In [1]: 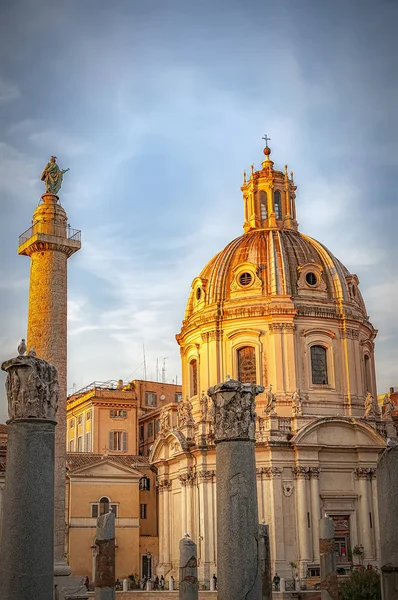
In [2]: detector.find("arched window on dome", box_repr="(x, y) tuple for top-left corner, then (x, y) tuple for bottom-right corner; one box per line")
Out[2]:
(274, 190), (282, 220)
(260, 191), (268, 221)
(237, 346), (257, 384)
(190, 359), (198, 397)
(310, 345), (328, 385)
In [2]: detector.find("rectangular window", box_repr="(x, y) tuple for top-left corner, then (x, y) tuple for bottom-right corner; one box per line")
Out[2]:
(237, 346), (257, 384)
(110, 504), (118, 517)
(140, 425), (144, 440)
(155, 419), (160, 434)
(77, 436), (83, 452)
(139, 476), (150, 491)
(140, 503), (147, 519)
(86, 410), (91, 421)
(91, 504), (99, 518)
(85, 432), (92, 452)
(147, 422), (153, 437)
(109, 431), (127, 452)
(77, 414), (83, 425)
(110, 409), (127, 418)
(175, 392), (182, 402)
(69, 439), (74, 452)
(145, 392), (157, 407)
(311, 345), (328, 385)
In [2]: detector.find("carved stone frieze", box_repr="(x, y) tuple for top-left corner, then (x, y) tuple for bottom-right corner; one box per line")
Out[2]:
(1, 355), (59, 421)
(355, 467), (376, 480)
(268, 322), (295, 333)
(208, 379), (264, 442)
(179, 470), (197, 486)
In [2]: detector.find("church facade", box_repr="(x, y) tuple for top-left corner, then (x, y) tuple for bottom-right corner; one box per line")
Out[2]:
(151, 144), (393, 584)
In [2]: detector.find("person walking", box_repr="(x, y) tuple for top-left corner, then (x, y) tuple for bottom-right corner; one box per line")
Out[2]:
(160, 575), (165, 589)
(212, 573), (217, 590)
(84, 576), (90, 591)
(273, 573), (281, 591)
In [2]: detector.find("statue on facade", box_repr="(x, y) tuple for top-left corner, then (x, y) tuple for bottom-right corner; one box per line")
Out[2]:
(178, 396), (194, 427)
(200, 391), (208, 421)
(382, 394), (394, 420)
(159, 406), (171, 433)
(264, 384), (277, 416)
(291, 389), (303, 417)
(41, 156), (70, 195)
(364, 392), (381, 419)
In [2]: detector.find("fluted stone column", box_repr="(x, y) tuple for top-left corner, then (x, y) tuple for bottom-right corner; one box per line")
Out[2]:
(179, 538), (198, 600)
(208, 379), (264, 600)
(293, 466), (311, 576)
(95, 512), (116, 600)
(0, 354), (58, 600)
(319, 518), (338, 600)
(355, 468), (374, 559)
(378, 446), (398, 600)
(310, 468), (321, 562)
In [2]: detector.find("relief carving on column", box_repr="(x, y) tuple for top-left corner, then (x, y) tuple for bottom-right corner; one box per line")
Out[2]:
(179, 470), (197, 487)
(292, 466), (311, 479)
(157, 479), (171, 492)
(208, 379), (264, 442)
(1, 355), (59, 421)
(355, 467), (376, 480)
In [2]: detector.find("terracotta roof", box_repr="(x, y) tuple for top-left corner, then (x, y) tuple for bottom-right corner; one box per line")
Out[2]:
(0, 424), (8, 434)
(66, 452), (150, 471)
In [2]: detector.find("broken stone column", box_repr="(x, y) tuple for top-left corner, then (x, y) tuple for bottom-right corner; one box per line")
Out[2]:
(0, 354), (58, 600)
(259, 523), (272, 600)
(319, 517), (338, 600)
(208, 379), (264, 600)
(378, 444), (398, 600)
(94, 512), (116, 600)
(179, 537), (198, 599)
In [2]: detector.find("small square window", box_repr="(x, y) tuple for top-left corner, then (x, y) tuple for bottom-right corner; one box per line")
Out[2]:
(145, 392), (157, 407)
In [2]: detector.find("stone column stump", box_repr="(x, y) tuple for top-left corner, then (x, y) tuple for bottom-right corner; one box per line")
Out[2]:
(179, 537), (198, 600)
(319, 517), (338, 600)
(378, 444), (398, 600)
(0, 354), (59, 600)
(208, 379), (264, 600)
(94, 512), (116, 600)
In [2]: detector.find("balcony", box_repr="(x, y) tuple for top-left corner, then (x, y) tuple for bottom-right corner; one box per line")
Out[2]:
(19, 221), (81, 246)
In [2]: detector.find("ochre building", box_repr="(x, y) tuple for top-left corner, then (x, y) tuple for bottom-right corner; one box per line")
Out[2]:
(151, 144), (393, 586)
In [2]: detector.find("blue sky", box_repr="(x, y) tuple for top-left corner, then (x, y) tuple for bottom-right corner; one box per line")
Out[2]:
(0, 0), (397, 422)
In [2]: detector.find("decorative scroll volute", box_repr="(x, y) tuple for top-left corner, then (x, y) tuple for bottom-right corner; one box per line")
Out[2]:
(1, 356), (59, 421)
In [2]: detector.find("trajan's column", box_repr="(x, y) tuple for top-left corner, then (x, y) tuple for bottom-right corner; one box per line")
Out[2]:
(18, 156), (81, 577)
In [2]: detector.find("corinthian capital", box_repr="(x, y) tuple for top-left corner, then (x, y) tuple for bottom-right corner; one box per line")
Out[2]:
(1, 355), (59, 421)
(208, 379), (264, 442)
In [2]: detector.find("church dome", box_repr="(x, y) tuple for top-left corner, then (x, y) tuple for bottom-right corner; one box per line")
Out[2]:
(183, 145), (367, 322)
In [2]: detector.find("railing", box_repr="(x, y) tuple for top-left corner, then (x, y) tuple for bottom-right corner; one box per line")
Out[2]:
(278, 417), (292, 431)
(19, 221), (81, 246)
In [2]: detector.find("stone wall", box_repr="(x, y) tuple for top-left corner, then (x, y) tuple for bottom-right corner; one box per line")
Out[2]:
(88, 593), (217, 599)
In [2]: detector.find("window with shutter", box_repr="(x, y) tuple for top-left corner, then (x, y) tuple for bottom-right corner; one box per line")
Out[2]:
(91, 504), (99, 518)
(109, 431), (114, 451)
(122, 431), (127, 451)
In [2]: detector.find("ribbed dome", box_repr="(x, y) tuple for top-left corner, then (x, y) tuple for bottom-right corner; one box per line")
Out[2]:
(184, 229), (367, 319)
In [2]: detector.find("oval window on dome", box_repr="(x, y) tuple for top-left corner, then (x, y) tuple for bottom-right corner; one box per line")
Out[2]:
(239, 272), (253, 286)
(305, 272), (317, 286)
(196, 287), (202, 300)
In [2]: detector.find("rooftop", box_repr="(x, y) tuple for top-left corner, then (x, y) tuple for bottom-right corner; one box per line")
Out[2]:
(66, 452), (150, 471)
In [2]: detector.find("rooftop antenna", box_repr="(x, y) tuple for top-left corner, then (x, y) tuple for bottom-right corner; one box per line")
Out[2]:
(162, 357), (168, 384)
(143, 344), (147, 381)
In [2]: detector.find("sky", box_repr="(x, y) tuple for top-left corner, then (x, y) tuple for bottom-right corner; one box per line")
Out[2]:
(0, 0), (397, 422)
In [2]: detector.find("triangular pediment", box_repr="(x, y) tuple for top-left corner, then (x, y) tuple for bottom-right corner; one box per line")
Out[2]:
(69, 458), (144, 479)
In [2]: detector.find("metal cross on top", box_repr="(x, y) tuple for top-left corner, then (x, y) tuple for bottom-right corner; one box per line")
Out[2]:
(262, 134), (271, 147)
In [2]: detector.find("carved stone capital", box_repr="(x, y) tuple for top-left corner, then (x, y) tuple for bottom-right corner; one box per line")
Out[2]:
(198, 469), (216, 481)
(310, 467), (321, 479)
(179, 470), (196, 486)
(292, 466), (311, 479)
(257, 466), (283, 479)
(208, 379), (264, 442)
(1, 355), (59, 421)
(355, 467), (376, 480)
(157, 479), (171, 492)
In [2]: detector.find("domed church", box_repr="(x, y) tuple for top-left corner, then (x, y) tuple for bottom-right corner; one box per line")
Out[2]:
(151, 143), (391, 585)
